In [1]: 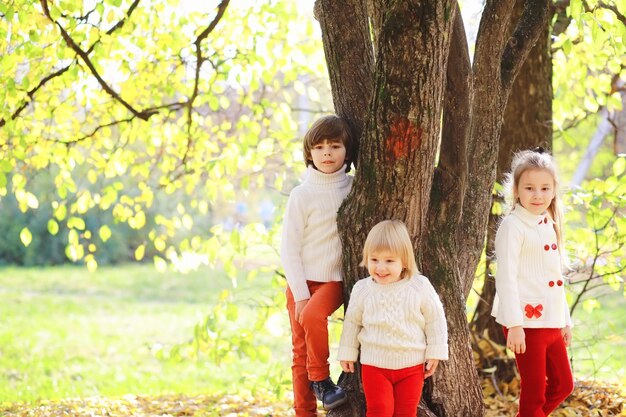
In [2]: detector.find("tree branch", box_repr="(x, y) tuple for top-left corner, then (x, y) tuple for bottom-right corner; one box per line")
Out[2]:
(1, 0), (145, 129)
(315, 0), (374, 160)
(0, 65), (71, 128)
(501, 1), (551, 89)
(598, 1), (626, 26)
(185, 0), (230, 167)
(473, 0), (516, 76)
(40, 0), (156, 121)
(104, 0), (142, 35)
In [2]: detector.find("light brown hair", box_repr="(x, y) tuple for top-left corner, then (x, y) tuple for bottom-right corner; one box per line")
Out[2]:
(503, 147), (565, 254)
(361, 220), (420, 279)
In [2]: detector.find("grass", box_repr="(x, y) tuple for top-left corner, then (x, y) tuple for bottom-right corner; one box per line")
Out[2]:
(0, 264), (292, 403)
(0, 263), (623, 406)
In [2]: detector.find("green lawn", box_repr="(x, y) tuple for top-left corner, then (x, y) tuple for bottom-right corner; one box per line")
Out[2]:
(0, 264), (623, 405)
(0, 264), (292, 403)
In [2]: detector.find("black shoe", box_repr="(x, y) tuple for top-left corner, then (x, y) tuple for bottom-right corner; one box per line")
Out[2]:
(310, 377), (347, 410)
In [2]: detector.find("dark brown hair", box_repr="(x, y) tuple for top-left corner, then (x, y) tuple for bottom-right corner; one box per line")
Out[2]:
(302, 115), (354, 172)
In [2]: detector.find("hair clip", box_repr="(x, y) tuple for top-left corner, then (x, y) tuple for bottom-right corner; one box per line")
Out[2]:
(533, 146), (545, 154)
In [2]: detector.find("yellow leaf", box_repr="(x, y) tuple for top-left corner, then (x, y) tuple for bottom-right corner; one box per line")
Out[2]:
(20, 227), (32, 247)
(135, 245), (145, 261)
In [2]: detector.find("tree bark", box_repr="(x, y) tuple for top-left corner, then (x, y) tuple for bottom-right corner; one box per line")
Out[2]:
(472, 0), (553, 348)
(315, 1), (551, 416)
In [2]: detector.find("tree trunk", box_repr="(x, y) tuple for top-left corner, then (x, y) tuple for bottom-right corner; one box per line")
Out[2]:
(316, 1), (551, 415)
(472, 0), (553, 348)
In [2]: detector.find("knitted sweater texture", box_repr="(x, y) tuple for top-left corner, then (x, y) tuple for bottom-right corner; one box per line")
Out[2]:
(491, 204), (572, 329)
(337, 275), (449, 370)
(280, 166), (352, 302)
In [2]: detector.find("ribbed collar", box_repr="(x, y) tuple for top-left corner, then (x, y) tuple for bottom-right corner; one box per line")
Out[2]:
(512, 203), (551, 226)
(368, 275), (413, 291)
(304, 164), (349, 186)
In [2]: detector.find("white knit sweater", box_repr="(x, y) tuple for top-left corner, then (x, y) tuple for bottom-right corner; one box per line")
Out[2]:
(337, 275), (449, 370)
(491, 204), (572, 329)
(280, 166), (353, 302)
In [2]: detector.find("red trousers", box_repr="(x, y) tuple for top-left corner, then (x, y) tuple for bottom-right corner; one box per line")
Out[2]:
(361, 364), (425, 417)
(286, 281), (343, 417)
(504, 327), (574, 417)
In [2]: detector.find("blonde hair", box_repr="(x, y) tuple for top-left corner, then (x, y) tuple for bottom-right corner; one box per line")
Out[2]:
(361, 220), (420, 279)
(303, 115), (354, 172)
(503, 147), (565, 253)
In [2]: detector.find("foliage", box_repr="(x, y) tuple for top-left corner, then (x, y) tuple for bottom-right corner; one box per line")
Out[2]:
(0, 393), (299, 417)
(0, 0), (327, 271)
(552, 0), (626, 178)
(565, 158), (626, 316)
(0, 380), (623, 417)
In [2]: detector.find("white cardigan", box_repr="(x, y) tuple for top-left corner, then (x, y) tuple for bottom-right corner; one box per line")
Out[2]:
(338, 275), (449, 370)
(280, 166), (352, 302)
(491, 204), (572, 329)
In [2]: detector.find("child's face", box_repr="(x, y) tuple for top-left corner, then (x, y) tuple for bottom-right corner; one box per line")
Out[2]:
(367, 250), (404, 285)
(309, 139), (346, 174)
(515, 168), (555, 215)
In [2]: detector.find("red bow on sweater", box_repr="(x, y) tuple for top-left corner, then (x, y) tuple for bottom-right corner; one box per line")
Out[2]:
(524, 304), (543, 319)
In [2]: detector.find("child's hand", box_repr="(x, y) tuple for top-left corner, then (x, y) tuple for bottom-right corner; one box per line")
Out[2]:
(507, 326), (526, 354)
(340, 361), (355, 373)
(295, 299), (309, 323)
(561, 326), (572, 347)
(424, 359), (439, 378)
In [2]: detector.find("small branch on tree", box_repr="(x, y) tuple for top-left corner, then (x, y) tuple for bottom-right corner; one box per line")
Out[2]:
(2, 0), (146, 129)
(40, 0), (157, 121)
(105, 0), (142, 35)
(183, 0), (230, 170)
(0, 64), (71, 128)
(598, 1), (626, 26)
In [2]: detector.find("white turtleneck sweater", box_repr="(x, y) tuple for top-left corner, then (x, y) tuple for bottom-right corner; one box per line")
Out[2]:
(491, 204), (572, 329)
(337, 275), (449, 370)
(280, 165), (353, 302)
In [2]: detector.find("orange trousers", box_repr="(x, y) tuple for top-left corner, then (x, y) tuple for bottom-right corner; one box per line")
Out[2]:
(286, 281), (343, 417)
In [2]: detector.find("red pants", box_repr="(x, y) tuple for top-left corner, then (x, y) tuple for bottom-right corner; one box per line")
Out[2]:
(504, 327), (574, 417)
(361, 363), (425, 417)
(286, 281), (343, 417)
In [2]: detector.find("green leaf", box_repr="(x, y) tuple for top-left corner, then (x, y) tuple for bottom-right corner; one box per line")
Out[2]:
(613, 158), (625, 177)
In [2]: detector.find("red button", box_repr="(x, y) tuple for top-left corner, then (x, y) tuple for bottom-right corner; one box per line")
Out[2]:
(544, 218), (548, 224)
(538, 220), (543, 225)
(549, 281), (555, 287)
(544, 245), (550, 251)
(552, 244), (557, 250)
(557, 280), (563, 286)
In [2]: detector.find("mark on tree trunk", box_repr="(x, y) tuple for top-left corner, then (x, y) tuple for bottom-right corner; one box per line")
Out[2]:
(386, 116), (422, 161)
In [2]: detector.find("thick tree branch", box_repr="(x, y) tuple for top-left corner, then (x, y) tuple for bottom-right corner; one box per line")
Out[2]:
(501, 1), (551, 89)
(439, 1), (470, 195)
(473, 0), (516, 77)
(426, 0), (471, 287)
(315, 0), (374, 157)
